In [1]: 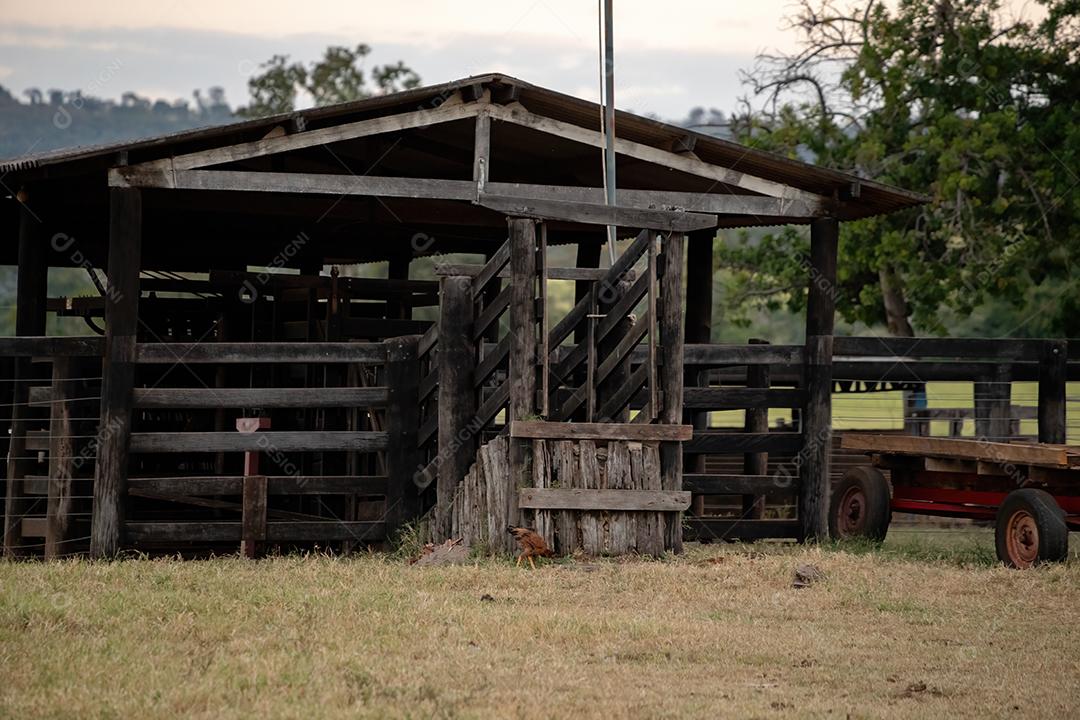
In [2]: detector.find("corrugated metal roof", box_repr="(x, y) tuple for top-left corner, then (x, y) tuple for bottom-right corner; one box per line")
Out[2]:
(0, 73), (926, 220)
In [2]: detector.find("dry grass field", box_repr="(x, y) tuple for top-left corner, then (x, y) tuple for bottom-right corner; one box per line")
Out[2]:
(2, 531), (1079, 719)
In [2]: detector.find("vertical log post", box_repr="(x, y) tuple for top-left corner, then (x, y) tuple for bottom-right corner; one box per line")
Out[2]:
(436, 275), (476, 540)
(508, 218), (538, 531)
(743, 339), (770, 519)
(383, 335), (422, 540)
(1038, 339), (1067, 444)
(799, 217), (838, 543)
(658, 232), (687, 553)
(238, 416), (270, 558)
(683, 229), (713, 517)
(45, 357), (76, 559)
(4, 196), (47, 556)
(90, 187), (142, 558)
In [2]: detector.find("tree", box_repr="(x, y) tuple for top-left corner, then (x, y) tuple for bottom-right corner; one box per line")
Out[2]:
(238, 45), (421, 117)
(721, 0), (1080, 337)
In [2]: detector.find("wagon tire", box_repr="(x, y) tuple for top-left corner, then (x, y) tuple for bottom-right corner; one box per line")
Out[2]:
(828, 466), (891, 542)
(995, 489), (1068, 569)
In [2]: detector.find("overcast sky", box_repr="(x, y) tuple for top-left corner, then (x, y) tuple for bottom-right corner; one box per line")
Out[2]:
(0, 1), (1044, 119)
(0, 0), (817, 119)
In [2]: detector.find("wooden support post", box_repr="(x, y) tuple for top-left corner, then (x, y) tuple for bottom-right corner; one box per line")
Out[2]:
(743, 339), (770, 519)
(383, 335), (421, 540)
(436, 275), (477, 540)
(1038, 339), (1067, 444)
(4, 198), (47, 556)
(658, 232), (686, 553)
(798, 217), (838, 543)
(45, 357), (76, 559)
(683, 229), (713, 517)
(508, 218), (538, 529)
(473, 110), (491, 199)
(241, 475), (268, 558)
(90, 187), (142, 558)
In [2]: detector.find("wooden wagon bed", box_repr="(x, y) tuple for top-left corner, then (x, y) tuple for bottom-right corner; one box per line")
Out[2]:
(839, 433), (1080, 528)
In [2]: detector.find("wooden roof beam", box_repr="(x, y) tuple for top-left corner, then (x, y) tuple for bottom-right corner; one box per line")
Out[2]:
(476, 194), (716, 232)
(485, 103), (827, 207)
(111, 168), (822, 220)
(115, 94), (481, 176)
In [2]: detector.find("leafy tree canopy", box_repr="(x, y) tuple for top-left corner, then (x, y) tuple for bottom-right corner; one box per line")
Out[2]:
(238, 44), (421, 117)
(722, 0), (1080, 337)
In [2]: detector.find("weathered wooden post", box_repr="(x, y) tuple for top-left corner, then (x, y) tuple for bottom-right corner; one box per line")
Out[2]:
(90, 187), (142, 558)
(743, 339), (771, 519)
(4, 194), (47, 556)
(383, 335), (422, 540)
(507, 218), (538, 536)
(684, 229), (713, 518)
(799, 217), (838, 543)
(1038, 339), (1067, 444)
(659, 231), (687, 552)
(436, 275), (476, 540)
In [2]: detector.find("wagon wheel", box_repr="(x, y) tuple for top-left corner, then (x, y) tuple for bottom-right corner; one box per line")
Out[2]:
(828, 466), (891, 541)
(995, 489), (1068, 569)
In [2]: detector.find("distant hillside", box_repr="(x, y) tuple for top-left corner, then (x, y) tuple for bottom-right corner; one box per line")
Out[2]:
(0, 85), (234, 162)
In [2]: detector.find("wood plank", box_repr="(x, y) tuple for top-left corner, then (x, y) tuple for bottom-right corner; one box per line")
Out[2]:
(0, 336), (104, 358)
(485, 103), (826, 206)
(127, 475), (388, 495)
(468, 240), (510, 300)
(473, 284), (511, 340)
(136, 342), (386, 364)
(484, 182), (823, 219)
(510, 420), (692, 442)
(683, 343), (805, 366)
(477, 194), (717, 232)
(841, 433), (1073, 468)
(434, 264), (632, 282)
(682, 387), (806, 409)
(518, 488), (692, 512)
(682, 474), (795, 495)
(130, 431), (387, 453)
(113, 100), (479, 175)
(684, 432), (804, 454)
(683, 519), (801, 541)
(833, 336), (1044, 361)
(134, 386), (388, 408)
(474, 334), (510, 387)
(115, 167), (477, 198)
(125, 521), (386, 543)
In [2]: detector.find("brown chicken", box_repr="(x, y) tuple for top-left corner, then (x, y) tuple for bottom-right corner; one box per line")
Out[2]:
(507, 526), (554, 569)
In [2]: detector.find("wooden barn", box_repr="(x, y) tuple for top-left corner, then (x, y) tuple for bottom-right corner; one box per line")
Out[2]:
(7, 72), (1067, 560)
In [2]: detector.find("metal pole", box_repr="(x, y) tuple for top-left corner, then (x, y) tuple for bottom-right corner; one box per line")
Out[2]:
(603, 0), (617, 263)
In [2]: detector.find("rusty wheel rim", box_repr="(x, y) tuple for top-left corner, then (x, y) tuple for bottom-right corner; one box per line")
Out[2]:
(836, 486), (866, 537)
(1005, 510), (1040, 568)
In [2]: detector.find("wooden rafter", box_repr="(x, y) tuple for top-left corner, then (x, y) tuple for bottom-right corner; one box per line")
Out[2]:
(113, 97), (481, 176)
(485, 102), (826, 206)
